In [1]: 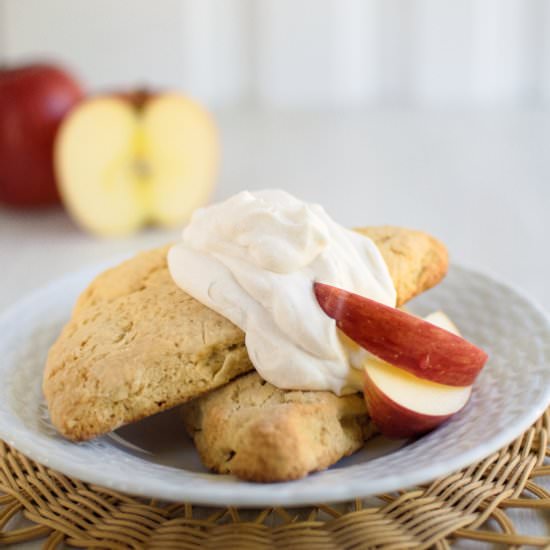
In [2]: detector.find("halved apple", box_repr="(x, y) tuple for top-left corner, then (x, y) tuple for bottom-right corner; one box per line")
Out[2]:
(314, 282), (488, 386)
(55, 92), (218, 237)
(363, 359), (471, 438)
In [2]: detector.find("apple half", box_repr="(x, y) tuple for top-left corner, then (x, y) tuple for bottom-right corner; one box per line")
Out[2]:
(55, 93), (218, 236)
(314, 282), (488, 387)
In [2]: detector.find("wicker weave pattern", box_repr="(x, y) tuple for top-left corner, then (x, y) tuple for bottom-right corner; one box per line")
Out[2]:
(1, 409), (549, 549)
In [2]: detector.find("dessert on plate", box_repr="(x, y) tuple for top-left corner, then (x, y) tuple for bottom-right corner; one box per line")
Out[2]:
(43, 190), (487, 482)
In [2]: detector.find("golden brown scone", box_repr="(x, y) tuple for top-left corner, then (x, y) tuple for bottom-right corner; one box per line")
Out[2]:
(357, 226), (448, 307)
(73, 244), (172, 315)
(44, 226), (447, 442)
(44, 249), (253, 441)
(182, 372), (377, 482)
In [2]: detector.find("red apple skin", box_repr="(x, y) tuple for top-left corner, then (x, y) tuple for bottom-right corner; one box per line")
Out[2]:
(0, 63), (84, 207)
(363, 368), (460, 438)
(314, 282), (488, 387)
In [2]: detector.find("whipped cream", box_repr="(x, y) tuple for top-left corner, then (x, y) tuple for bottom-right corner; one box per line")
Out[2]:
(168, 190), (396, 394)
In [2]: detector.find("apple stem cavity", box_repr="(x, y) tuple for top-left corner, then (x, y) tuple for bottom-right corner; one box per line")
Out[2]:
(314, 282), (488, 387)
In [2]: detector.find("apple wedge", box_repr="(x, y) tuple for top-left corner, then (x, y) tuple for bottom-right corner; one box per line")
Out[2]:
(55, 93), (218, 236)
(364, 311), (470, 438)
(314, 282), (488, 386)
(363, 358), (471, 438)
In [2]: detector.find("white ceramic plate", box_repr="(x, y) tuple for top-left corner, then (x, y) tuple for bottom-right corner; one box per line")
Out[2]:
(0, 262), (549, 507)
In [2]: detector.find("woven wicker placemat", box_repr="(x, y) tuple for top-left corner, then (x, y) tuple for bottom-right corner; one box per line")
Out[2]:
(1, 409), (549, 549)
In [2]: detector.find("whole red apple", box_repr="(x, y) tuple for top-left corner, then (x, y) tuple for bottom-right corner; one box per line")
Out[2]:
(0, 63), (84, 207)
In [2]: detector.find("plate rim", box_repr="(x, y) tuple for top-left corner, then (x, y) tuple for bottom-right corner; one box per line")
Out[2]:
(0, 262), (549, 507)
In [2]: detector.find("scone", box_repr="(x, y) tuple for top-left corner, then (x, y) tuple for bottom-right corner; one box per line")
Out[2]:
(43, 226), (447, 441)
(355, 226), (447, 307)
(182, 372), (377, 482)
(43, 248), (253, 441)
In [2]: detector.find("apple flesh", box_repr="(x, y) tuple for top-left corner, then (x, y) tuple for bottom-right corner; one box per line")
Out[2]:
(363, 358), (471, 438)
(424, 310), (460, 335)
(314, 282), (488, 386)
(55, 93), (218, 237)
(0, 63), (84, 207)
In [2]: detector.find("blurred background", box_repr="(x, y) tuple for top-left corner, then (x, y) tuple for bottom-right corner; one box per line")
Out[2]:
(1, 0), (549, 312)
(3, 0), (550, 107)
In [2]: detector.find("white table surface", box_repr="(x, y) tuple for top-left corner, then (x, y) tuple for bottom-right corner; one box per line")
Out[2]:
(1, 108), (549, 547)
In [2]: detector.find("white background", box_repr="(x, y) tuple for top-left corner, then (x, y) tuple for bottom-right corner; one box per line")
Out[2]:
(2, 0), (550, 108)
(0, 1), (549, 546)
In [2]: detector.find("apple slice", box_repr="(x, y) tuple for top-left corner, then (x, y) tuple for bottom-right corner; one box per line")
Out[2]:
(363, 358), (471, 438)
(314, 282), (488, 386)
(55, 93), (218, 237)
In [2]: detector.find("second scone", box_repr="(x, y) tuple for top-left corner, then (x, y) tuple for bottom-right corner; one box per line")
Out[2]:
(182, 371), (377, 482)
